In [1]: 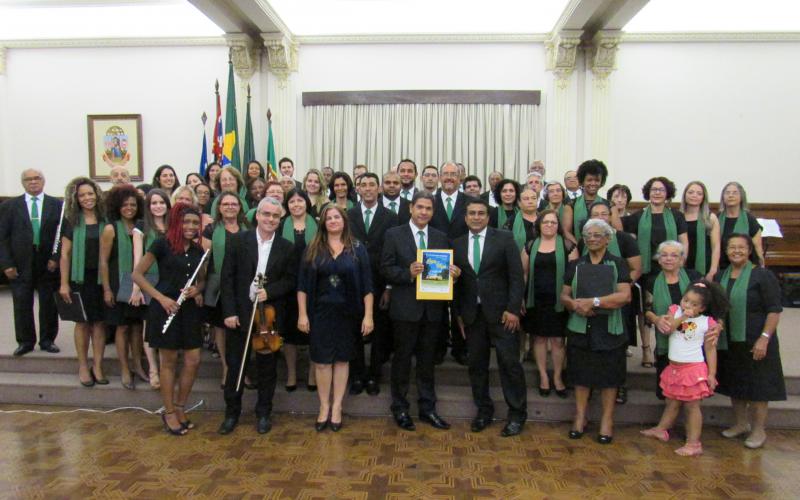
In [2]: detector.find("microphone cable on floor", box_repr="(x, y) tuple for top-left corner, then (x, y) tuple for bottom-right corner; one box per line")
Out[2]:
(0, 399), (205, 416)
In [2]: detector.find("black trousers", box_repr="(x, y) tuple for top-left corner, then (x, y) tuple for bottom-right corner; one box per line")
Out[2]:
(435, 304), (466, 357)
(391, 318), (439, 415)
(223, 327), (277, 418)
(465, 306), (527, 423)
(10, 255), (58, 347)
(351, 305), (392, 383)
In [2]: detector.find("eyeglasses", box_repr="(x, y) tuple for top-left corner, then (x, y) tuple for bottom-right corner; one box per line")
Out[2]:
(23, 176), (42, 182)
(584, 233), (606, 240)
(258, 212), (281, 219)
(541, 220), (559, 226)
(221, 203), (240, 208)
(650, 187), (666, 193)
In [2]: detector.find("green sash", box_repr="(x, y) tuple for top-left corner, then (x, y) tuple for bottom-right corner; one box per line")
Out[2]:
(581, 234), (621, 258)
(652, 269), (690, 355)
(70, 214), (102, 285)
(719, 210), (750, 236)
(566, 256), (624, 335)
(572, 195), (605, 235)
(144, 229), (159, 275)
(693, 217), (708, 275)
(526, 235), (565, 311)
(498, 208), (526, 250)
(637, 206), (677, 274)
(281, 215), (317, 245)
(115, 220), (134, 284)
(719, 263), (753, 349)
(211, 223), (244, 275)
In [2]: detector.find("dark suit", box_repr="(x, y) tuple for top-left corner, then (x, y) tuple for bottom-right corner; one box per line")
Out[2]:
(0, 194), (62, 348)
(348, 203), (399, 383)
(220, 229), (297, 419)
(382, 196), (410, 226)
(381, 223), (448, 415)
(453, 227), (527, 422)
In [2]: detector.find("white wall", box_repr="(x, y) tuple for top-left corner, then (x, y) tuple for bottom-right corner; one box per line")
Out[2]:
(0, 44), (236, 196)
(607, 41), (800, 203)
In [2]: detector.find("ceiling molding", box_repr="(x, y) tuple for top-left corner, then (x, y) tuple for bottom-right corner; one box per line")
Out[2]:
(0, 36), (227, 49)
(622, 31), (800, 43)
(252, 0), (293, 42)
(295, 33), (547, 45)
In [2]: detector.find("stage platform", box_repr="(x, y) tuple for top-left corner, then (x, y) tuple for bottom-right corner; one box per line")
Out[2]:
(0, 289), (798, 428)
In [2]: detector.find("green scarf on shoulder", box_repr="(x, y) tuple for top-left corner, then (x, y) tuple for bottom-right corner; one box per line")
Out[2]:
(582, 234), (621, 258)
(637, 206), (677, 274)
(281, 214), (318, 245)
(211, 223), (244, 275)
(693, 217), (708, 275)
(115, 220), (133, 284)
(719, 263), (753, 350)
(70, 213), (102, 285)
(566, 255), (624, 335)
(573, 195), (605, 235)
(719, 209), (750, 236)
(144, 229), (159, 276)
(498, 208), (526, 250)
(526, 235), (565, 311)
(652, 268), (690, 355)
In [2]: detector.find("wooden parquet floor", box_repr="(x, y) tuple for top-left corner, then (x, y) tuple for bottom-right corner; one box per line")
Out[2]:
(0, 406), (799, 499)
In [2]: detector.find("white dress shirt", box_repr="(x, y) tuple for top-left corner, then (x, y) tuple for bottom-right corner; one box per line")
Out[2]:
(382, 195), (402, 212)
(249, 229), (275, 300)
(409, 220), (428, 250)
(25, 192), (44, 221)
(439, 190), (459, 209)
(400, 186), (417, 201)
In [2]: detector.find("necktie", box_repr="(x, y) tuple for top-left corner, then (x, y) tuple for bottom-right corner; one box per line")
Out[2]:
(402, 189), (410, 200)
(389, 201), (397, 214)
(364, 208), (372, 233)
(31, 196), (41, 246)
(472, 234), (481, 274)
(446, 197), (454, 221)
(417, 230), (426, 250)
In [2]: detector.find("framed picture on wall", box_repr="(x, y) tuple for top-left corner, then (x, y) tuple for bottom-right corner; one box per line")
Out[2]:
(87, 114), (143, 181)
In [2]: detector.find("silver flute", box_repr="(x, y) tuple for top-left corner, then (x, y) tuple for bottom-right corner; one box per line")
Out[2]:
(162, 249), (210, 334)
(51, 202), (65, 255)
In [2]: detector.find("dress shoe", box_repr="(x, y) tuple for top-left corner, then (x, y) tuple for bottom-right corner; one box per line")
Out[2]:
(256, 416), (272, 434)
(307, 384), (317, 392)
(13, 344), (33, 357)
(162, 412), (187, 436)
(744, 431), (767, 449)
(615, 386), (628, 405)
(330, 420), (343, 432)
(501, 421), (523, 437)
(394, 412), (416, 431)
(419, 412), (450, 430)
(721, 424), (751, 439)
(471, 416), (492, 433)
(568, 429), (584, 439)
(217, 416), (239, 435)
(452, 351), (468, 366)
(538, 387), (551, 397)
(555, 388), (569, 399)
(349, 379), (364, 396)
(244, 381), (257, 390)
(315, 419), (329, 432)
(597, 434), (613, 445)
(365, 379), (380, 396)
(285, 384), (297, 393)
(40, 343), (60, 354)
(91, 368), (109, 385)
(79, 375), (95, 388)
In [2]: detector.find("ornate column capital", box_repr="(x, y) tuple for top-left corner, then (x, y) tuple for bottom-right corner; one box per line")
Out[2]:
(588, 30), (622, 88)
(261, 33), (298, 88)
(545, 30), (583, 89)
(0, 46), (6, 75)
(225, 34), (260, 82)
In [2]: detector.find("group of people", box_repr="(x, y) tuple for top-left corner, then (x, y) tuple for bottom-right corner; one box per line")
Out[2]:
(0, 157), (785, 453)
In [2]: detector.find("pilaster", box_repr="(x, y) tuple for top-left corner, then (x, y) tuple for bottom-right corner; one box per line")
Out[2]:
(588, 30), (622, 162)
(262, 33), (298, 163)
(545, 30), (583, 174)
(0, 47), (6, 75)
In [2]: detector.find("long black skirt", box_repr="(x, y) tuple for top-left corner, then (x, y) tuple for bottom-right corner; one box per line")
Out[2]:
(717, 336), (786, 402)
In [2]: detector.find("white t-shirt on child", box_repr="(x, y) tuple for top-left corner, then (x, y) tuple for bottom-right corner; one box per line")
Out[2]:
(667, 304), (717, 363)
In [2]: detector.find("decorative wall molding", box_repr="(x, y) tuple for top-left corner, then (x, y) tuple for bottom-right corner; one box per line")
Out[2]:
(225, 34), (260, 82)
(622, 31), (800, 43)
(0, 46), (6, 75)
(262, 33), (298, 89)
(588, 30), (622, 89)
(0, 36), (226, 49)
(253, 0), (294, 42)
(295, 33), (546, 45)
(545, 30), (583, 89)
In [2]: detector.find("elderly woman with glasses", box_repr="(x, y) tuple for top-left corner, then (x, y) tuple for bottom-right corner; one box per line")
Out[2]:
(561, 219), (632, 444)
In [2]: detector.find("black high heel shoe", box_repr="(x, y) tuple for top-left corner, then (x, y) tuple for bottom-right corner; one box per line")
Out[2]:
(597, 434), (613, 445)
(91, 367), (109, 385)
(539, 387), (551, 397)
(79, 366), (95, 387)
(174, 404), (195, 430)
(162, 412), (187, 436)
(330, 420), (342, 432)
(315, 419), (329, 432)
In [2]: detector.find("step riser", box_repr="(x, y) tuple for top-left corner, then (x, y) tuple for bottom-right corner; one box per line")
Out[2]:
(2, 383), (798, 429)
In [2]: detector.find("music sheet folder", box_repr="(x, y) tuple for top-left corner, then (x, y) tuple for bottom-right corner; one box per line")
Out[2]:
(54, 292), (88, 323)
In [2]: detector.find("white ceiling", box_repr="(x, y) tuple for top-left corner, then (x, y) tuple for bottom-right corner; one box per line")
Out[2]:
(625, 0), (800, 32)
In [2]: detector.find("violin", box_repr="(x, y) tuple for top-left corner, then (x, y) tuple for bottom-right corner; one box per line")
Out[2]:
(251, 274), (282, 354)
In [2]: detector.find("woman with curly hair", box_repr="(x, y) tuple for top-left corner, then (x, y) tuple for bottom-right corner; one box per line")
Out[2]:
(99, 185), (148, 389)
(58, 177), (107, 387)
(328, 171), (357, 211)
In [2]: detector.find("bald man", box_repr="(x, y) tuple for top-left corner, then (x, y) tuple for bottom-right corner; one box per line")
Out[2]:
(0, 169), (63, 355)
(109, 166), (131, 185)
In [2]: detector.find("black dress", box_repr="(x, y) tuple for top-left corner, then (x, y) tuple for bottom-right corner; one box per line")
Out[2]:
(685, 219), (712, 275)
(201, 224), (240, 328)
(298, 244), (372, 364)
(522, 238), (574, 337)
(280, 219), (310, 346)
(644, 269), (702, 399)
(622, 208), (688, 279)
(104, 221), (145, 326)
(522, 218), (538, 244)
(716, 268), (786, 401)
(62, 220), (104, 323)
(144, 238), (205, 350)
(564, 253), (632, 388)
(719, 211), (761, 269)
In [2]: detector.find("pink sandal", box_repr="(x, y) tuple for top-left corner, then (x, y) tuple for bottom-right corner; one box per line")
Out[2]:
(675, 442), (703, 456)
(640, 427), (670, 442)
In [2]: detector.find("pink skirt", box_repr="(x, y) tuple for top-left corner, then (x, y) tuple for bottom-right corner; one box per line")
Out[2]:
(659, 362), (713, 402)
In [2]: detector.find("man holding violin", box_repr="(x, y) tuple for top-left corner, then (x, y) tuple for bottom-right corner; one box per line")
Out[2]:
(219, 197), (297, 435)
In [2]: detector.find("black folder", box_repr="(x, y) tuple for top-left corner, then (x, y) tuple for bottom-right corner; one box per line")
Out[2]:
(575, 263), (615, 315)
(54, 292), (88, 322)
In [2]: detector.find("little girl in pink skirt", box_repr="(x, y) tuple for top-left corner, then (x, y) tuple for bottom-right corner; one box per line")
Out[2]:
(641, 280), (729, 456)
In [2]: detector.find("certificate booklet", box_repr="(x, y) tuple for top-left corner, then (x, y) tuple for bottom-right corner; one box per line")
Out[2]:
(416, 249), (454, 301)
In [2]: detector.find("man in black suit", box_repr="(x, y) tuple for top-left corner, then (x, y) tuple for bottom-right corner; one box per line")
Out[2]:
(429, 162), (469, 365)
(381, 171), (410, 225)
(482, 171), (503, 208)
(397, 159), (420, 202)
(453, 197), (527, 437)
(0, 169), (62, 356)
(218, 197), (297, 435)
(381, 191), (461, 431)
(279, 157), (303, 191)
(347, 173), (399, 396)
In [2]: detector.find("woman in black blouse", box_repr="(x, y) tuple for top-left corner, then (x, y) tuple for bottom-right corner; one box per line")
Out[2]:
(59, 177), (107, 387)
(518, 187), (540, 245)
(520, 210), (578, 398)
(561, 218), (632, 444)
(715, 233), (784, 449)
(278, 189), (319, 391)
(681, 181), (720, 280)
(133, 203), (207, 436)
(719, 182), (764, 268)
(493, 179), (527, 250)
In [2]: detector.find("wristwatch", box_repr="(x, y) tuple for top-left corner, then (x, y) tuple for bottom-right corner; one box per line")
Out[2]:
(592, 297), (601, 308)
